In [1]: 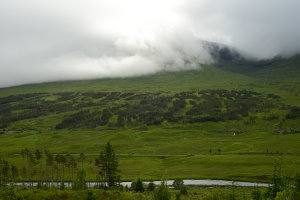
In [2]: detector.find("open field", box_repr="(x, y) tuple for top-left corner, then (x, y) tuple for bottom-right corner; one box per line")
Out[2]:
(1, 127), (300, 182)
(1, 59), (300, 184)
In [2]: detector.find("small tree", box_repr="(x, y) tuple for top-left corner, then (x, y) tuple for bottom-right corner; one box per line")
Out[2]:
(295, 173), (300, 193)
(10, 165), (18, 183)
(173, 178), (184, 189)
(266, 160), (287, 198)
(68, 155), (77, 183)
(251, 185), (262, 200)
(148, 181), (156, 191)
(154, 181), (171, 200)
(133, 178), (144, 192)
(79, 153), (85, 169)
(35, 149), (43, 187)
(72, 169), (87, 190)
(21, 166), (27, 187)
(45, 150), (53, 187)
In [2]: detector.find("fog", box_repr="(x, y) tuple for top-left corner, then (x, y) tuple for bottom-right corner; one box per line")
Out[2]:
(1, 0), (300, 88)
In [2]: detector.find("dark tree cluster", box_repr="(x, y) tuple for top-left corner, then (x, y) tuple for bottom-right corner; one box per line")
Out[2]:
(286, 107), (300, 119)
(56, 109), (113, 129)
(0, 158), (18, 187)
(0, 90), (284, 129)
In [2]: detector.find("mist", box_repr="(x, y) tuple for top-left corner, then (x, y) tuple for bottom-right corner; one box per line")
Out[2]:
(1, 0), (300, 88)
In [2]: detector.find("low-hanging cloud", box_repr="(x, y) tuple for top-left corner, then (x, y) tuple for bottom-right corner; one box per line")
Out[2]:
(0, 0), (300, 88)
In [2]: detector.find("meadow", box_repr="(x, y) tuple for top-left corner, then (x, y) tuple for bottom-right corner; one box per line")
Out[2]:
(0, 60), (300, 185)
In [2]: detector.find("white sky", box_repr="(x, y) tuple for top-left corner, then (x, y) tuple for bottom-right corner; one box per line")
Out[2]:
(0, 0), (300, 87)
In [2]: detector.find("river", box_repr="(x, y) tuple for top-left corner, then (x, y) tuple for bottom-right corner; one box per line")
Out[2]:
(14, 179), (270, 188)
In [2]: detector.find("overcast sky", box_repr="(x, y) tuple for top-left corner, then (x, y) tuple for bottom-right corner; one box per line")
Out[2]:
(1, 0), (300, 88)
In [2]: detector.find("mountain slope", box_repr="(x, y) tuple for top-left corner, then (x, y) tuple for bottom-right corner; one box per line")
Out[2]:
(0, 65), (258, 96)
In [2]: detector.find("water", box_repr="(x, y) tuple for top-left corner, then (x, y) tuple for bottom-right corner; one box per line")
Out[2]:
(14, 179), (270, 187)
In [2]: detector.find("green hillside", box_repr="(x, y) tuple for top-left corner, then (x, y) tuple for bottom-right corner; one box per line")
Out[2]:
(0, 57), (299, 183)
(0, 65), (258, 96)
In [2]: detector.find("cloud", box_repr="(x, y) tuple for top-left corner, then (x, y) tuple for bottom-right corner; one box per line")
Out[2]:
(0, 0), (300, 87)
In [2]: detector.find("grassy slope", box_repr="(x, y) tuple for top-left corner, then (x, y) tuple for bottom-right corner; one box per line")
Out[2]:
(0, 60), (300, 182)
(0, 66), (258, 96)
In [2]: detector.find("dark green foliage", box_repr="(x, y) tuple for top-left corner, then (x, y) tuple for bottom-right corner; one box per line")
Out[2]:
(264, 113), (279, 120)
(132, 178), (144, 192)
(180, 186), (188, 195)
(0, 89), (285, 129)
(153, 181), (171, 200)
(229, 183), (236, 200)
(82, 92), (108, 99)
(72, 169), (87, 190)
(172, 178), (184, 190)
(86, 191), (96, 200)
(267, 93), (280, 99)
(265, 161), (287, 198)
(79, 153), (85, 168)
(0, 184), (17, 199)
(0, 159), (10, 187)
(60, 182), (65, 190)
(295, 173), (300, 193)
(95, 142), (120, 188)
(251, 186), (262, 200)
(286, 107), (300, 119)
(147, 181), (155, 191)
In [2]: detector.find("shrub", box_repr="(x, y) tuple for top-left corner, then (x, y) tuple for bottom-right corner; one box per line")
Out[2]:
(72, 169), (87, 190)
(172, 179), (184, 190)
(153, 181), (171, 200)
(132, 178), (144, 193)
(265, 161), (287, 198)
(147, 182), (155, 191)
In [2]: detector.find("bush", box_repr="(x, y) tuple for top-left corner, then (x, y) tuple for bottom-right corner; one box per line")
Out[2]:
(202, 188), (225, 200)
(180, 186), (188, 195)
(132, 178), (144, 193)
(265, 161), (287, 198)
(295, 173), (300, 193)
(86, 191), (96, 200)
(147, 182), (155, 191)
(251, 186), (262, 200)
(72, 169), (87, 190)
(274, 189), (293, 200)
(153, 181), (171, 200)
(172, 178), (184, 190)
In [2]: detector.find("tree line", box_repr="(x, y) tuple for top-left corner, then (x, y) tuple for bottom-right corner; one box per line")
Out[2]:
(0, 142), (119, 190)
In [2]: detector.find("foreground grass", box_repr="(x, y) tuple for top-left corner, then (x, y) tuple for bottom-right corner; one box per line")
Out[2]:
(1, 124), (300, 182)
(0, 186), (268, 200)
(1, 128), (299, 184)
(4, 154), (298, 182)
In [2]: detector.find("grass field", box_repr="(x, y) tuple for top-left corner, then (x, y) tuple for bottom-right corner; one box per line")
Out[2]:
(1, 126), (299, 182)
(0, 57), (299, 184)
(0, 185), (269, 200)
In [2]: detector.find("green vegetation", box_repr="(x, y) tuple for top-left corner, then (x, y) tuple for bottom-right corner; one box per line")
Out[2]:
(0, 55), (300, 199)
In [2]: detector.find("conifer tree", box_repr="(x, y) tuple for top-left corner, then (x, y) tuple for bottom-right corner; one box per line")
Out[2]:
(95, 142), (120, 188)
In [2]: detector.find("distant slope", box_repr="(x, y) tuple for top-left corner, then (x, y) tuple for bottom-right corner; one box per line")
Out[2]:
(215, 54), (300, 83)
(249, 55), (300, 83)
(0, 65), (258, 97)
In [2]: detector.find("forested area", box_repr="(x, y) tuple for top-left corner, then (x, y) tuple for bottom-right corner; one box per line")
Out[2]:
(0, 89), (297, 130)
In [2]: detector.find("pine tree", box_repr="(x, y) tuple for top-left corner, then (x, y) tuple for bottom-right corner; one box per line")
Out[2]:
(45, 150), (53, 187)
(35, 149), (43, 188)
(79, 153), (85, 169)
(133, 178), (145, 192)
(95, 142), (120, 188)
